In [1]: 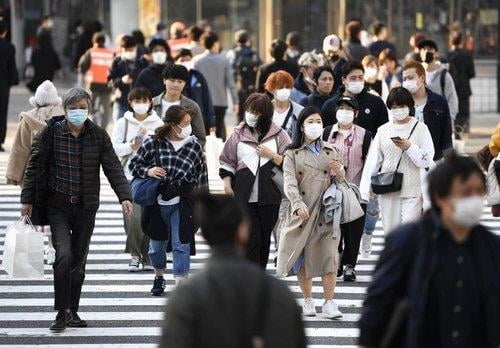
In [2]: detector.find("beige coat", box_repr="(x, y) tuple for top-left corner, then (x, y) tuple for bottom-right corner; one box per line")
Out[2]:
(6, 105), (64, 183)
(277, 141), (341, 279)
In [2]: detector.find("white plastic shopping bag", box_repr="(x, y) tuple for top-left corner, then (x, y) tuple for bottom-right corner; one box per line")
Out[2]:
(2, 216), (45, 278)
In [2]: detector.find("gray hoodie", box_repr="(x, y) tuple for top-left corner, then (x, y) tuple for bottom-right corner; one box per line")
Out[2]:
(425, 64), (458, 120)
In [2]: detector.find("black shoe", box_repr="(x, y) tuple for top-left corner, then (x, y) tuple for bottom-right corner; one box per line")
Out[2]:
(337, 265), (344, 278)
(49, 310), (73, 331)
(67, 312), (88, 327)
(0, 145), (4, 152)
(343, 265), (356, 282)
(151, 276), (165, 296)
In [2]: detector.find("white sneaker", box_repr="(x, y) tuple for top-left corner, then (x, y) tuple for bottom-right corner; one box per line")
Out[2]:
(166, 252), (173, 263)
(360, 234), (373, 259)
(45, 248), (56, 265)
(128, 257), (141, 272)
(322, 300), (342, 319)
(302, 297), (317, 317)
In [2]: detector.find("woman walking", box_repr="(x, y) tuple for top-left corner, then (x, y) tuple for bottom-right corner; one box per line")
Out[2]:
(360, 87), (434, 233)
(130, 105), (208, 295)
(112, 87), (164, 272)
(322, 96), (372, 281)
(219, 93), (291, 269)
(277, 106), (345, 318)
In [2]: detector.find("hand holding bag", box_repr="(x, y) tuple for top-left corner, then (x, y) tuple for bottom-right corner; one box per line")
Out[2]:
(339, 180), (365, 224)
(371, 122), (419, 195)
(2, 216), (44, 278)
(130, 138), (162, 206)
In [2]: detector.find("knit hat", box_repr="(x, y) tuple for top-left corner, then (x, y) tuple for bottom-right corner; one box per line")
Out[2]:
(29, 80), (62, 108)
(322, 34), (342, 53)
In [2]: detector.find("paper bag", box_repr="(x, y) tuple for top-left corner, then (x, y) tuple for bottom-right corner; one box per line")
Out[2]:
(2, 217), (45, 278)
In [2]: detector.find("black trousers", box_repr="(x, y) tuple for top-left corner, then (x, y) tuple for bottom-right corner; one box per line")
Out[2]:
(339, 204), (366, 268)
(47, 197), (97, 312)
(247, 203), (280, 269)
(213, 105), (227, 141)
(455, 97), (471, 134)
(0, 86), (10, 144)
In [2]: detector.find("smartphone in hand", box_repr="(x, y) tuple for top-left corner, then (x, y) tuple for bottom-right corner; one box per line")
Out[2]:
(391, 136), (402, 142)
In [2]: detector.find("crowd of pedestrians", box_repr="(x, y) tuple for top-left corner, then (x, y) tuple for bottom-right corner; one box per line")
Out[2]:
(1, 14), (499, 347)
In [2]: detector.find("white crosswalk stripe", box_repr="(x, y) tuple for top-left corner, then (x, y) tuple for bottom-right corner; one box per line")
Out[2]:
(0, 151), (498, 347)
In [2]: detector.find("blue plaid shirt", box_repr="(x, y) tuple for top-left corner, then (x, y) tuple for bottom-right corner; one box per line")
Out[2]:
(49, 120), (83, 196)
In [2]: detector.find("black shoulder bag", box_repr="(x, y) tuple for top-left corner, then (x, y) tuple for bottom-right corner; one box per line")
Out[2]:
(371, 121), (419, 195)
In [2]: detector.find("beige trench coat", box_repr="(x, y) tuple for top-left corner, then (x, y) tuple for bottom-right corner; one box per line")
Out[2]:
(5, 105), (63, 183)
(277, 140), (341, 279)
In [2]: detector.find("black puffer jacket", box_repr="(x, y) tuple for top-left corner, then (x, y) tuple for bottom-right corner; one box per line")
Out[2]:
(21, 116), (131, 225)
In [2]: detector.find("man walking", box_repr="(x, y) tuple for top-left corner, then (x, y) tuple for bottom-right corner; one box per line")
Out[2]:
(20, 87), (133, 332)
(161, 192), (306, 348)
(0, 19), (19, 151)
(194, 32), (238, 141)
(78, 32), (115, 130)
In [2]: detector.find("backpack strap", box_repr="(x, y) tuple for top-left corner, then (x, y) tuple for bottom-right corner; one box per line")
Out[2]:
(281, 106), (294, 130)
(440, 69), (447, 96)
(122, 118), (129, 143)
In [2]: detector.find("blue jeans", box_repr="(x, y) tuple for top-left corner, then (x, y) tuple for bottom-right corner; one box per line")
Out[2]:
(148, 204), (190, 277)
(363, 199), (380, 236)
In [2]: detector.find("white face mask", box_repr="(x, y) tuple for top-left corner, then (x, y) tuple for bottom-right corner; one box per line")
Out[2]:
(402, 80), (419, 94)
(346, 81), (364, 94)
(152, 51), (167, 65)
(303, 123), (323, 140)
(122, 50), (137, 61)
(275, 88), (291, 102)
(364, 67), (378, 80)
(451, 196), (484, 228)
(390, 107), (410, 121)
(132, 103), (149, 115)
(336, 109), (355, 125)
(245, 112), (259, 128)
(178, 60), (194, 71)
(175, 124), (192, 139)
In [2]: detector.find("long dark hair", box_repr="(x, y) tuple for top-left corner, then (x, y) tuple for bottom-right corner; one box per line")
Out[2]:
(155, 105), (190, 139)
(243, 93), (273, 141)
(287, 106), (322, 150)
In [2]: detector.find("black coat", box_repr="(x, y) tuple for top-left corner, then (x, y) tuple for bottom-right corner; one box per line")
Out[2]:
(446, 49), (475, 98)
(359, 210), (500, 348)
(21, 116), (131, 225)
(321, 86), (388, 136)
(255, 59), (300, 93)
(160, 247), (306, 348)
(422, 88), (453, 161)
(108, 56), (149, 106)
(299, 90), (332, 110)
(0, 37), (19, 88)
(135, 62), (172, 97)
(183, 69), (215, 132)
(27, 47), (61, 92)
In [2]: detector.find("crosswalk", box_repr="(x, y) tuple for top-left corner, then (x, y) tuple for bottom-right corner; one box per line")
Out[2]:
(0, 149), (499, 348)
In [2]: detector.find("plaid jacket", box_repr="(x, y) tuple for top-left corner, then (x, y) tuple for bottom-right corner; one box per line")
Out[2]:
(129, 136), (208, 192)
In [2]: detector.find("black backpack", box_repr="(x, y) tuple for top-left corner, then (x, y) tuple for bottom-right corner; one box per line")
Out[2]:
(234, 47), (260, 90)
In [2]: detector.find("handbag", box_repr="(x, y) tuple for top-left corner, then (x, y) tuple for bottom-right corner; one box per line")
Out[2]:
(339, 180), (365, 224)
(2, 216), (44, 278)
(371, 121), (419, 195)
(130, 138), (162, 206)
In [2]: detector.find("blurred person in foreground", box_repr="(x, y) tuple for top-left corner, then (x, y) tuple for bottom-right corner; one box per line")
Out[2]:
(359, 153), (500, 348)
(160, 192), (306, 348)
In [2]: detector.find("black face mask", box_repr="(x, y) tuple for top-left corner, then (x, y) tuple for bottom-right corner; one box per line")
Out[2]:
(329, 54), (340, 63)
(424, 52), (434, 64)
